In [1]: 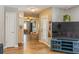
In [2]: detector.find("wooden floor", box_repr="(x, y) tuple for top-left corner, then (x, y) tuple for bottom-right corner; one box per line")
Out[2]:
(4, 35), (64, 54)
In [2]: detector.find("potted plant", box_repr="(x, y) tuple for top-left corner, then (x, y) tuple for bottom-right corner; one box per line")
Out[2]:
(63, 15), (71, 22)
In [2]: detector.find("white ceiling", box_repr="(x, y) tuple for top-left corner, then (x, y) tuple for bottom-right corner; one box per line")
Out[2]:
(6, 5), (77, 17)
(6, 5), (52, 16)
(7, 5), (51, 12)
(7, 5), (76, 11)
(52, 5), (76, 9)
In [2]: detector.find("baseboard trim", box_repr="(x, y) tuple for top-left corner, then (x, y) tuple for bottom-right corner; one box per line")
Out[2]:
(39, 40), (50, 47)
(3, 44), (18, 49)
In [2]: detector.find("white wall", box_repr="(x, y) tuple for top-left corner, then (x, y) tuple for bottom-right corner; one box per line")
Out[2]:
(39, 8), (52, 46)
(67, 6), (79, 22)
(52, 7), (67, 22)
(0, 6), (4, 43)
(52, 6), (79, 22)
(40, 16), (48, 44)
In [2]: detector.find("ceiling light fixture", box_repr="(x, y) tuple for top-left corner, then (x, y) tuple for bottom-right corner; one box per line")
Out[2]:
(28, 7), (38, 12)
(31, 8), (36, 12)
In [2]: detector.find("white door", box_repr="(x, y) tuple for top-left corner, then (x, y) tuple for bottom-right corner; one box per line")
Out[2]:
(5, 12), (18, 48)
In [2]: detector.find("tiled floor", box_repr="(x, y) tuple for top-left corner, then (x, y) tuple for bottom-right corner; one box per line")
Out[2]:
(4, 34), (64, 54)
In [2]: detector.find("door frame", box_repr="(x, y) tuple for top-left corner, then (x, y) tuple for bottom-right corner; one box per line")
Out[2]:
(4, 11), (18, 48)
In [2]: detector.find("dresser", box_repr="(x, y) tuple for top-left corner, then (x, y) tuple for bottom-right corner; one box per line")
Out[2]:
(51, 38), (79, 53)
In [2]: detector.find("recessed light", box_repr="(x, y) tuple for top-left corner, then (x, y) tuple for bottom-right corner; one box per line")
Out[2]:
(27, 7), (38, 12)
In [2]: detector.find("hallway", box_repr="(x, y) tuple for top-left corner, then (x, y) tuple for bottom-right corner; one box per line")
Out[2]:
(4, 36), (63, 54)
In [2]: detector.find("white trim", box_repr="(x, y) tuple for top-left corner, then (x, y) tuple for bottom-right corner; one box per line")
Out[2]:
(15, 44), (18, 47)
(3, 44), (18, 49)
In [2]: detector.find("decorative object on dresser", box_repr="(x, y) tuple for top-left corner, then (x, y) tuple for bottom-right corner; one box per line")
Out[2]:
(63, 15), (71, 22)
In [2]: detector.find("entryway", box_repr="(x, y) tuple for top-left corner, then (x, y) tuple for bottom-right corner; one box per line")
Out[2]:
(4, 6), (54, 54)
